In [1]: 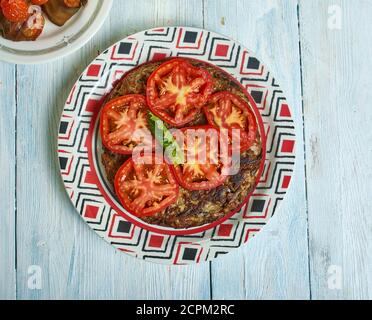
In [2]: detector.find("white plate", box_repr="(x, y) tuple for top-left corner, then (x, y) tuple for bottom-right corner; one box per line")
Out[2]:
(0, 0), (112, 64)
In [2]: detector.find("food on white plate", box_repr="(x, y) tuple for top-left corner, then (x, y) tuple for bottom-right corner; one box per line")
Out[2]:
(100, 57), (264, 229)
(0, 0), (86, 41)
(43, 0), (87, 27)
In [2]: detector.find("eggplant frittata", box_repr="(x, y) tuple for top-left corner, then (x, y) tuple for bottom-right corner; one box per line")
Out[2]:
(100, 58), (263, 229)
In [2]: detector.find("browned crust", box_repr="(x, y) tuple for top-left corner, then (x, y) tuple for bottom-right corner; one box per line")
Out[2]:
(101, 59), (263, 229)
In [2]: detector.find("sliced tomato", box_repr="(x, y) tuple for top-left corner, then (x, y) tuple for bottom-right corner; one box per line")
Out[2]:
(203, 91), (258, 152)
(114, 154), (179, 217)
(1, 0), (29, 23)
(171, 126), (229, 191)
(146, 58), (213, 127)
(100, 94), (153, 155)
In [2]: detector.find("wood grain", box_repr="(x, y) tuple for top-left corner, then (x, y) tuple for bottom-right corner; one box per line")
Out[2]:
(1, 0), (370, 300)
(204, 0), (310, 299)
(15, 0), (210, 300)
(299, 0), (372, 300)
(0, 63), (16, 299)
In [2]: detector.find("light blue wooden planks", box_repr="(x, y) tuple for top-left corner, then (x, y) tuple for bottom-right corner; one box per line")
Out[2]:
(204, 0), (310, 299)
(4, 0), (371, 300)
(299, 0), (372, 300)
(15, 0), (210, 300)
(0, 63), (16, 299)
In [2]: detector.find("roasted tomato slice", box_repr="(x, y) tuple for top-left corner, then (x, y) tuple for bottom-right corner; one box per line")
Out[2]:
(100, 94), (153, 155)
(146, 58), (213, 127)
(203, 91), (258, 152)
(114, 154), (179, 217)
(171, 126), (229, 191)
(1, 0), (29, 23)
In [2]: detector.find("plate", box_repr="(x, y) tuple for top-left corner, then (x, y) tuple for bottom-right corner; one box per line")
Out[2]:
(0, 0), (113, 64)
(58, 27), (296, 265)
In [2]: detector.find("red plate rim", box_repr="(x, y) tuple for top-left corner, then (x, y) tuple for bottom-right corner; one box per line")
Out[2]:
(85, 57), (268, 236)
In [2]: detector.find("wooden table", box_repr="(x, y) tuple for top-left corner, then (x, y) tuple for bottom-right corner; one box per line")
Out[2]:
(1, 0), (371, 300)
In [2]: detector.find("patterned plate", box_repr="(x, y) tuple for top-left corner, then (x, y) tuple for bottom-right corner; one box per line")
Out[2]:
(58, 27), (296, 265)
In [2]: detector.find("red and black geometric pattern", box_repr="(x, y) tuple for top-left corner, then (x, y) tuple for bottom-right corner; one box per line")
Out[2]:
(58, 27), (296, 265)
